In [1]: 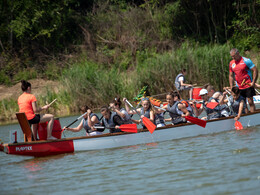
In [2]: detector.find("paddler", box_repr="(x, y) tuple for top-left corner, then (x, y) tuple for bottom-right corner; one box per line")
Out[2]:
(18, 80), (56, 140)
(124, 97), (155, 129)
(219, 87), (248, 121)
(109, 97), (133, 124)
(100, 106), (129, 133)
(193, 89), (229, 120)
(63, 105), (103, 136)
(157, 91), (190, 125)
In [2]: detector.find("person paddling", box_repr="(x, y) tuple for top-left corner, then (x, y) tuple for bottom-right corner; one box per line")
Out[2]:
(18, 80), (56, 140)
(219, 87), (247, 121)
(109, 97), (133, 124)
(193, 89), (228, 120)
(100, 106), (129, 133)
(124, 97), (155, 129)
(158, 91), (190, 125)
(63, 105), (103, 136)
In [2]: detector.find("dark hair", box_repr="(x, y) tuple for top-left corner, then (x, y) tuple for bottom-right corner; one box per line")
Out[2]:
(100, 106), (109, 113)
(80, 105), (90, 112)
(180, 68), (187, 74)
(113, 97), (121, 107)
(167, 91), (180, 99)
(231, 86), (240, 95)
(21, 80), (31, 92)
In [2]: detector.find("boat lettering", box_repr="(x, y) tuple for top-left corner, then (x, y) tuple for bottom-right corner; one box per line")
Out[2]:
(16, 146), (32, 152)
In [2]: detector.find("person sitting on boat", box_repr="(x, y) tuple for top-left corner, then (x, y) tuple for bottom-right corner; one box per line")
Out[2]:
(125, 97), (155, 129)
(219, 87), (248, 121)
(174, 68), (194, 100)
(109, 97), (133, 124)
(193, 89), (229, 120)
(18, 80), (56, 140)
(63, 105), (103, 136)
(100, 106), (130, 133)
(157, 91), (191, 125)
(204, 84), (223, 101)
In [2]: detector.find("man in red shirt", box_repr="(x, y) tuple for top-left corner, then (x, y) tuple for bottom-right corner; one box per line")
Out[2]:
(229, 48), (258, 112)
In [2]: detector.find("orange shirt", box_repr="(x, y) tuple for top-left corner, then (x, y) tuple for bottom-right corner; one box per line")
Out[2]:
(18, 92), (37, 120)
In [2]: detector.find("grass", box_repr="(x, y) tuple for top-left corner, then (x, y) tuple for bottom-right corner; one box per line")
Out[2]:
(0, 42), (259, 122)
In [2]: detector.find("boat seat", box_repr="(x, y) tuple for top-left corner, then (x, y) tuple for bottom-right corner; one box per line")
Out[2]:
(16, 112), (35, 142)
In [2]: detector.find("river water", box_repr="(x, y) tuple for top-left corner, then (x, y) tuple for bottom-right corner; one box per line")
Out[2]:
(0, 114), (260, 195)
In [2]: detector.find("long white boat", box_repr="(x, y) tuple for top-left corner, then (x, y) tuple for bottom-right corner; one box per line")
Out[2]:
(1, 109), (260, 157)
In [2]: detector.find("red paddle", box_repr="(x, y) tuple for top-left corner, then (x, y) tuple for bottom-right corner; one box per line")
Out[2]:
(125, 99), (156, 134)
(185, 116), (206, 128)
(235, 121), (243, 130)
(119, 124), (138, 133)
(154, 106), (207, 128)
(95, 124), (138, 133)
(206, 102), (219, 109)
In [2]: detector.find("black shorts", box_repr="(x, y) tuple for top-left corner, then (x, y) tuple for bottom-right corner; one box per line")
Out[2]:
(28, 114), (41, 124)
(240, 87), (256, 98)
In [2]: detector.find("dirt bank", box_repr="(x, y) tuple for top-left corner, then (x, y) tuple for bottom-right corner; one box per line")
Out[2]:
(0, 79), (60, 101)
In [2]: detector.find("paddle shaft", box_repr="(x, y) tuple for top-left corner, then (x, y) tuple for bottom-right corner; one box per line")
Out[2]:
(65, 111), (88, 128)
(48, 99), (57, 107)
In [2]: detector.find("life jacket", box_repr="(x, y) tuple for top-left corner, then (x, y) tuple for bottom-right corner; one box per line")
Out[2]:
(180, 99), (194, 117)
(102, 112), (117, 129)
(140, 107), (151, 118)
(140, 107), (153, 128)
(82, 113), (101, 133)
(202, 97), (227, 120)
(167, 101), (186, 124)
(154, 113), (165, 126)
(175, 73), (185, 90)
(119, 108), (132, 123)
(228, 96), (246, 115)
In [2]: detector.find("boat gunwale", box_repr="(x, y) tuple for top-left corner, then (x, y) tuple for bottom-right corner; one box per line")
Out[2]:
(4, 109), (260, 147)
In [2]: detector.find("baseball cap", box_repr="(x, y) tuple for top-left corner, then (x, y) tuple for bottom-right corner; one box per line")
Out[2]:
(199, 89), (208, 96)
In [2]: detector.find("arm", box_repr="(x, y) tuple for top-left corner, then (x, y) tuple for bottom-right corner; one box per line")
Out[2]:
(178, 104), (190, 117)
(193, 102), (204, 117)
(64, 120), (83, 132)
(113, 115), (127, 127)
(251, 66), (258, 87)
(180, 80), (192, 87)
(32, 101), (50, 113)
(234, 101), (244, 121)
(219, 92), (228, 105)
(229, 71), (234, 89)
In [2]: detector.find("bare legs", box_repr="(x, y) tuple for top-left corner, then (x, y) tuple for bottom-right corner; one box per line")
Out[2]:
(189, 88), (193, 100)
(247, 97), (255, 112)
(40, 114), (56, 140)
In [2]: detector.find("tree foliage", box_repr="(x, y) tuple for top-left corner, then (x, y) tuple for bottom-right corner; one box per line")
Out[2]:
(0, 0), (259, 84)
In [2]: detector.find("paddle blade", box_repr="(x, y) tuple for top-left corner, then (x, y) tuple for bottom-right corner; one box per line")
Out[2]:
(142, 117), (156, 134)
(235, 121), (243, 130)
(185, 116), (206, 128)
(206, 102), (219, 109)
(120, 124), (138, 133)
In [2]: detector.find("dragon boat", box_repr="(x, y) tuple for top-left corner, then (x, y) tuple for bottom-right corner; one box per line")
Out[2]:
(1, 110), (260, 157)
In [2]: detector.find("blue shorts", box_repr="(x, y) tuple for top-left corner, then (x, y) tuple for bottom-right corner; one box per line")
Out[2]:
(28, 114), (40, 124)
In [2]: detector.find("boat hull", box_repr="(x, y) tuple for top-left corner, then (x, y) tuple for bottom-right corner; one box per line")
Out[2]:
(1, 111), (260, 157)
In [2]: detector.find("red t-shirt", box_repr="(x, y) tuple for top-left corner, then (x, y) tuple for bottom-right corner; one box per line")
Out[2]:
(229, 56), (255, 89)
(18, 92), (37, 120)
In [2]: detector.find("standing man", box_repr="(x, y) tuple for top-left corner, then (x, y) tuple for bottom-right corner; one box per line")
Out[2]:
(174, 68), (194, 100)
(229, 48), (258, 112)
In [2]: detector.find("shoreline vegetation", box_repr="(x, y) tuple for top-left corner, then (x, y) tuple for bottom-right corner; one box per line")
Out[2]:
(0, 1), (259, 123)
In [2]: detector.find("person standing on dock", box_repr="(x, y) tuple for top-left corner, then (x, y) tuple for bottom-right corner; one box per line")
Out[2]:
(229, 48), (258, 112)
(18, 80), (56, 140)
(174, 68), (194, 100)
